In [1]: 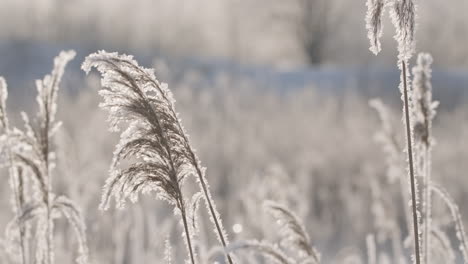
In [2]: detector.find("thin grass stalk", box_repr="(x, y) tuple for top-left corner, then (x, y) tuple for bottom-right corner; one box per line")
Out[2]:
(401, 61), (421, 264)
(179, 200), (196, 264)
(44, 106), (53, 264)
(41, 58), (56, 264)
(13, 169), (27, 264)
(369, 99), (413, 243)
(366, 2), (419, 259)
(412, 53), (436, 264)
(399, 172), (413, 246)
(146, 90), (196, 264)
(423, 147), (430, 264)
(109, 59), (232, 263)
(6, 163), (28, 264)
(157, 104), (233, 263)
(264, 200), (320, 263)
(136, 77), (197, 264)
(8, 157), (27, 264)
(1, 78), (27, 264)
(188, 155), (233, 264)
(2, 51), (86, 264)
(430, 226), (455, 263)
(138, 68), (233, 264)
(419, 145), (431, 264)
(146, 85), (196, 264)
(82, 52), (198, 264)
(430, 183), (468, 262)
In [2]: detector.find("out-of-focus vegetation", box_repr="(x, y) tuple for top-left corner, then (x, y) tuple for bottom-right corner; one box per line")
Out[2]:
(1, 0), (468, 263)
(1, 0), (468, 67)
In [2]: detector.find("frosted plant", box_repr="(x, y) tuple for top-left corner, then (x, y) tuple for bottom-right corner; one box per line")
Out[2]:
(264, 200), (320, 263)
(430, 226), (455, 264)
(369, 99), (404, 183)
(82, 51), (233, 264)
(430, 183), (468, 263)
(0, 51), (89, 264)
(83, 51), (233, 264)
(412, 54), (437, 148)
(51, 196), (89, 264)
(189, 192), (203, 234)
(369, 99), (413, 244)
(411, 53), (438, 264)
(229, 200), (320, 264)
(0, 77), (28, 264)
(392, 4), (420, 262)
(366, 0), (416, 59)
(365, 0), (387, 55)
(366, 0), (420, 262)
(390, 0), (416, 63)
(0, 77), (7, 127)
(369, 179), (406, 264)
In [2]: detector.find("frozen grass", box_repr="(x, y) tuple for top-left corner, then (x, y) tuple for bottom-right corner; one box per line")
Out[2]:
(0, 1), (467, 263)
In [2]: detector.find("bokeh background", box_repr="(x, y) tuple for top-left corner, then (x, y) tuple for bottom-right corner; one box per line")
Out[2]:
(1, 0), (468, 263)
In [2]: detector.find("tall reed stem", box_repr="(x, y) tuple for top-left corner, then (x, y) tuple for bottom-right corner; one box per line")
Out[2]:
(423, 147), (430, 264)
(147, 74), (233, 264)
(178, 199), (196, 264)
(149, 96), (197, 264)
(188, 159), (233, 264)
(401, 61), (421, 264)
(43, 87), (53, 264)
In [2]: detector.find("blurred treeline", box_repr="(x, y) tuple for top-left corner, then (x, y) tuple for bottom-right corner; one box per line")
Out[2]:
(1, 0), (467, 68)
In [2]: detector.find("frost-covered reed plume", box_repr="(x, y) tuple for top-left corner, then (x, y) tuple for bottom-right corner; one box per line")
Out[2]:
(371, 55), (468, 264)
(0, 51), (89, 264)
(366, 0), (420, 262)
(230, 200), (320, 264)
(264, 201), (320, 263)
(365, 0), (386, 55)
(411, 53), (438, 264)
(82, 51), (232, 264)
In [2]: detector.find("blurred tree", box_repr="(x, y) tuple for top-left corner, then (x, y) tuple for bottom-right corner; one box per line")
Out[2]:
(297, 0), (331, 65)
